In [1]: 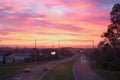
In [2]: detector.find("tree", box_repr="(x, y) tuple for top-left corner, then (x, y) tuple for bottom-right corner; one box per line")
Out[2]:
(97, 3), (120, 70)
(99, 3), (120, 50)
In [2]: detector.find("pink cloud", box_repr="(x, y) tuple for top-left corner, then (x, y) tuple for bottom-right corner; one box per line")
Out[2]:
(0, 0), (118, 47)
(58, 0), (93, 9)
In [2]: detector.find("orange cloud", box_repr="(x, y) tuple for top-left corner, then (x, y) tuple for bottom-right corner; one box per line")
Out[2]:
(0, 0), (117, 48)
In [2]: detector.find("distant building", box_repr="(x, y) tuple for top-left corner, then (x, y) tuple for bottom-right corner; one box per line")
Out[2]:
(0, 55), (3, 64)
(5, 52), (32, 64)
(5, 54), (14, 64)
(14, 54), (25, 63)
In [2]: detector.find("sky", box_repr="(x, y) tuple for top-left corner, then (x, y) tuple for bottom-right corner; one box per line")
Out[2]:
(0, 0), (120, 48)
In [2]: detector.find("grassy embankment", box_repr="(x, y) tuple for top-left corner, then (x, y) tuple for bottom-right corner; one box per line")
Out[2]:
(0, 62), (45, 80)
(89, 59), (120, 80)
(93, 68), (120, 80)
(0, 66), (25, 80)
(42, 59), (76, 80)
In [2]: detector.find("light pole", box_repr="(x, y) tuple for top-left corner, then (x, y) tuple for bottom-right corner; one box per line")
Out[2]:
(92, 40), (94, 54)
(91, 40), (94, 59)
(35, 39), (37, 64)
(52, 41), (54, 49)
(35, 39), (36, 49)
(58, 40), (61, 58)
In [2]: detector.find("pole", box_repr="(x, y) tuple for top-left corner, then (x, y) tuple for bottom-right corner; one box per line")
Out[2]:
(92, 40), (94, 59)
(52, 41), (54, 49)
(58, 41), (61, 58)
(35, 39), (37, 64)
(35, 39), (36, 49)
(93, 40), (94, 53)
(58, 41), (60, 48)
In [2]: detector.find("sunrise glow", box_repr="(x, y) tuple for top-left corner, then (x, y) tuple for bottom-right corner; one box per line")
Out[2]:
(0, 0), (119, 48)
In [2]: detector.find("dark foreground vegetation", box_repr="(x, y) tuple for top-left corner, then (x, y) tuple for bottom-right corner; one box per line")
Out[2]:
(90, 3), (120, 80)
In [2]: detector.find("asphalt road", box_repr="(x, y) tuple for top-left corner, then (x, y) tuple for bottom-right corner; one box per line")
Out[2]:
(6, 53), (78, 80)
(6, 62), (57, 80)
(73, 54), (104, 80)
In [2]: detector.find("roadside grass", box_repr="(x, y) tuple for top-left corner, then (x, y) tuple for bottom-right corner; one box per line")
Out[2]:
(89, 59), (120, 80)
(0, 66), (26, 80)
(94, 68), (120, 80)
(42, 60), (75, 80)
(0, 62), (46, 80)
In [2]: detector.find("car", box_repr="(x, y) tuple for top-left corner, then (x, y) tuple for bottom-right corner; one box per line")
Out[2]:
(24, 67), (31, 72)
(43, 67), (48, 71)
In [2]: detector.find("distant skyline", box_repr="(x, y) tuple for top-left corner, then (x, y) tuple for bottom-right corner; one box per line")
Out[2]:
(0, 0), (120, 48)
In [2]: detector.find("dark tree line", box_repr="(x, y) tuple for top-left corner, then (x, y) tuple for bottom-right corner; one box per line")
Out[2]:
(95, 3), (120, 70)
(99, 3), (120, 52)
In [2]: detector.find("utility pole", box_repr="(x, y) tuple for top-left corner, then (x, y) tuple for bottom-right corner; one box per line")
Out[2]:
(35, 39), (37, 49)
(35, 39), (37, 64)
(52, 41), (54, 49)
(58, 41), (60, 49)
(93, 40), (94, 54)
(91, 40), (94, 59)
(58, 41), (61, 58)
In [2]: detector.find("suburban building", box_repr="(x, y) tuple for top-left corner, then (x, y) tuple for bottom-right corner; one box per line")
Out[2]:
(0, 55), (3, 64)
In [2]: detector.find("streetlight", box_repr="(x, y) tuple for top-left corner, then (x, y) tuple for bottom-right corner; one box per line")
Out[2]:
(88, 40), (94, 58)
(52, 41), (54, 49)
(92, 40), (94, 54)
(35, 39), (37, 64)
(58, 40), (61, 58)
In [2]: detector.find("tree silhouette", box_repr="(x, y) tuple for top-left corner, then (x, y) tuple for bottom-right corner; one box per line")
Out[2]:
(99, 3), (120, 50)
(97, 3), (120, 70)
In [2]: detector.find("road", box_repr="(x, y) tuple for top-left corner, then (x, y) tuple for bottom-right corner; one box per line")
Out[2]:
(6, 62), (57, 80)
(7, 53), (78, 80)
(73, 54), (104, 80)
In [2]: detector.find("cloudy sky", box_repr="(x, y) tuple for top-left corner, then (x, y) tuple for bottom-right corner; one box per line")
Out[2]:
(0, 0), (119, 48)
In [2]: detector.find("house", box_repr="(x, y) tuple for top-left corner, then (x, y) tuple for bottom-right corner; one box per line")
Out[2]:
(5, 53), (25, 63)
(5, 54), (14, 64)
(0, 55), (3, 64)
(5, 52), (33, 63)
(14, 54), (25, 63)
